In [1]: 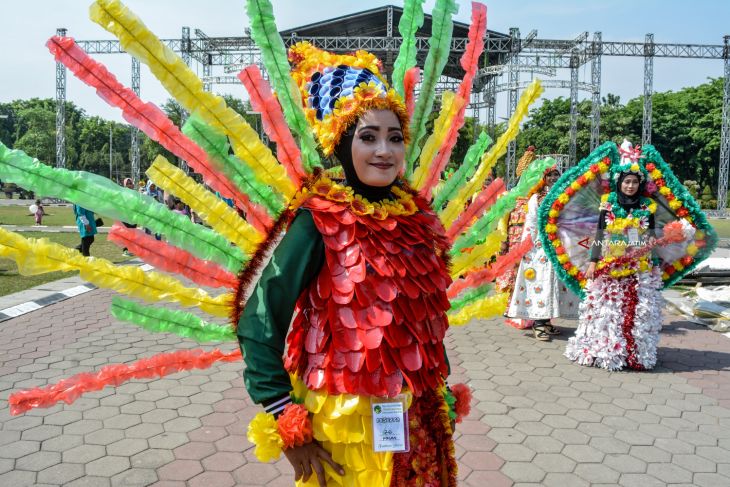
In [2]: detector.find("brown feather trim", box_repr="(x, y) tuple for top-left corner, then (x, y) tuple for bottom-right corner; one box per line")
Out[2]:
(230, 209), (296, 331)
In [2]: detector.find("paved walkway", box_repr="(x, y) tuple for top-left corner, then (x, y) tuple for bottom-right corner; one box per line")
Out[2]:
(1, 288), (729, 486)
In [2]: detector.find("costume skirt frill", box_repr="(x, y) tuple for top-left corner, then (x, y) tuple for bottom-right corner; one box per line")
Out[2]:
(291, 379), (457, 487)
(565, 268), (663, 371)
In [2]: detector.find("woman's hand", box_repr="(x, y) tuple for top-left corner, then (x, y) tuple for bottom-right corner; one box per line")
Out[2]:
(585, 262), (596, 280)
(283, 439), (345, 486)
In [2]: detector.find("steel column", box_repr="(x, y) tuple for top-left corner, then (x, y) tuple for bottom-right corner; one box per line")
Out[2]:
(55, 28), (67, 168)
(642, 33), (654, 146)
(590, 32), (602, 150)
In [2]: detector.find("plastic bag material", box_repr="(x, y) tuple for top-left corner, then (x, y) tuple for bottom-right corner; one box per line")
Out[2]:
(410, 91), (465, 191)
(403, 67), (420, 119)
(449, 284), (492, 313)
(0, 227), (232, 318)
(405, 0), (459, 175)
(108, 223), (238, 290)
(238, 65), (305, 183)
(444, 178), (505, 241)
(450, 228), (505, 279)
(9, 347), (241, 414)
(448, 291), (509, 326)
(447, 236), (532, 299)
(452, 156), (554, 254)
(418, 2), (487, 199)
(0, 143), (244, 272)
(391, 0), (425, 97)
(46, 35), (251, 212)
(440, 79), (544, 226)
(432, 131), (492, 211)
(111, 297), (236, 343)
(90, 0), (296, 199)
(146, 155), (262, 256)
(244, 0), (321, 173)
(182, 114), (282, 228)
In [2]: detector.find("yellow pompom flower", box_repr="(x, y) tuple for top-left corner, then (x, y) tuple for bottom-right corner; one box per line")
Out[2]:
(650, 169), (662, 179)
(598, 162), (609, 172)
(659, 186), (671, 196)
(669, 200), (682, 210)
(549, 209), (559, 218)
(558, 254), (569, 264)
(524, 268), (537, 280)
(570, 181), (581, 191)
(673, 262), (685, 271)
(687, 243), (699, 256)
(552, 239), (562, 247)
(247, 413), (284, 462)
(662, 272), (670, 280)
(568, 267), (579, 276)
(696, 230), (705, 239)
(558, 194), (569, 204)
(584, 171), (596, 181)
(545, 224), (558, 233)
(630, 163), (640, 172)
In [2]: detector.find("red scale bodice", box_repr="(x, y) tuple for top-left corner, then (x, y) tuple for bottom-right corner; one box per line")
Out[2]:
(284, 191), (452, 398)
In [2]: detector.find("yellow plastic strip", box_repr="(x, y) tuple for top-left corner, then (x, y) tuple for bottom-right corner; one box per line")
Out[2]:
(0, 228), (232, 317)
(89, 0), (295, 199)
(146, 156), (263, 256)
(450, 229), (505, 279)
(448, 292), (509, 326)
(410, 91), (465, 190)
(440, 79), (543, 227)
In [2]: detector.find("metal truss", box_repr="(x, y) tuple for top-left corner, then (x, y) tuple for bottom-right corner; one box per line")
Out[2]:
(130, 57), (141, 183)
(61, 24), (728, 210)
(55, 28), (67, 169)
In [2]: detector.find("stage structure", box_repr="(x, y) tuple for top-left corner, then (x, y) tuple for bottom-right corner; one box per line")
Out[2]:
(54, 6), (729, 213)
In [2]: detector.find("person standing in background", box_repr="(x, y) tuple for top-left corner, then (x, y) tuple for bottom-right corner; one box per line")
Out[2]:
(73, 204), (97, 257)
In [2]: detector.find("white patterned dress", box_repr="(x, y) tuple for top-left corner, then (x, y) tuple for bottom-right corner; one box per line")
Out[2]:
(506, 193), (580, 321)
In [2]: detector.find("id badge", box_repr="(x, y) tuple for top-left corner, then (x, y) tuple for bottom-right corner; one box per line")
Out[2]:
(371, 395), (410, 452)
(627, 228), (639, 245)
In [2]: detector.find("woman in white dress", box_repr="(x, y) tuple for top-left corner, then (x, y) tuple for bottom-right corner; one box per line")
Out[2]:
(506, 167), (580, 340)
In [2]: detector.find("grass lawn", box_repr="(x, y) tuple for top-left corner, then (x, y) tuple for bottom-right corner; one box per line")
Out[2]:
(0, 204), (76, 227)
(708, 218), (730, 239)
(0, 232), (133, 297)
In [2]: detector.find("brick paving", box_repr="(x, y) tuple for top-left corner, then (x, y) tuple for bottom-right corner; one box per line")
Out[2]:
(1, 288), (729, 486)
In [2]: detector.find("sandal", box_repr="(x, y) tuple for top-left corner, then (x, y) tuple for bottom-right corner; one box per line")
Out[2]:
(533, 324), (551, 341)
(544, 323), (562, 335)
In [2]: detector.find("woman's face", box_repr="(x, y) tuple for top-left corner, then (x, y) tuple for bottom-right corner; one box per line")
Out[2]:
(620, 174), (640, 196)
(351, 109), (405, 187)
(544, 170), (560, 187)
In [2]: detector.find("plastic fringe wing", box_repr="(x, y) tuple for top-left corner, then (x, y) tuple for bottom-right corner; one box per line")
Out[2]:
(238, 65), (305, 183)
(110, 297), (237, 343)
(244, 0), (321, 172)
(432, 131), (492, 210)
(108, 223), (239, 290)
(391, 0), (426, 97)
(410, 91), (465, 191)
(405, 0), (459, 175)
(9, 348), (241, 415)
(418, 2), (487, 199)
(90, 0), (296, 199)
(146, 155), (263, 256)
(0, 227), (233, 317)
(448, 292), (509, 326)
(439, 79), (544, 227)
(451, 157), (554, 254)
(46, 35), (250, 211)
(0, 143), (244, 272)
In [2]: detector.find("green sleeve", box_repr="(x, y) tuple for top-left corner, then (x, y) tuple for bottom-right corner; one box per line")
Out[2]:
(236, 210), (325, 405)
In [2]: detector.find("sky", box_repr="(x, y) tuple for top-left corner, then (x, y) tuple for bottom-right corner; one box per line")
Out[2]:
(1, 0), (728, 124)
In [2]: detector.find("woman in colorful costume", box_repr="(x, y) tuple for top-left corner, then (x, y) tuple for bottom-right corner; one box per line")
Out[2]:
(505, 165), (580, 340)
(239, 42), (463, 487)
(537, 140), (718, 371)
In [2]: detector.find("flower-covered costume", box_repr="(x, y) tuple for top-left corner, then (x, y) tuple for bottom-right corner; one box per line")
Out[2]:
(537, 140), (718, 371)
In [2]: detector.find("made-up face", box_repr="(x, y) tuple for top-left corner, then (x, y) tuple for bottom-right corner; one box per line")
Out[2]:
(350, 109), (405, 188)
(620, 174), (641, 196)
(544, 170), (560, 188)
